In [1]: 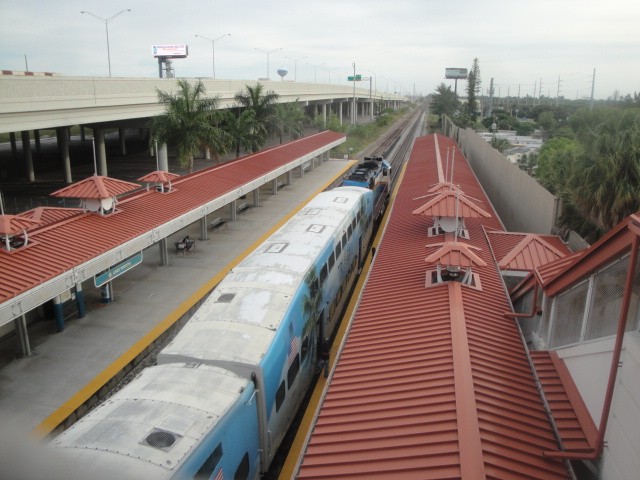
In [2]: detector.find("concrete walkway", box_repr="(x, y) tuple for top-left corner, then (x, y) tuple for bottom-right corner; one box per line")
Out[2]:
(0, 157), (354, 437)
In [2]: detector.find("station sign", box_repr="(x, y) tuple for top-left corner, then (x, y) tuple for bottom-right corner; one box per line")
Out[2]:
(94, 252), (143, 287)
(445, 68), (468, 79)
(152, 44), (189, 58)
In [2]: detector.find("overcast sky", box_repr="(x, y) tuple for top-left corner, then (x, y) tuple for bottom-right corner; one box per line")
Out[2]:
(1, 0), (638, 100)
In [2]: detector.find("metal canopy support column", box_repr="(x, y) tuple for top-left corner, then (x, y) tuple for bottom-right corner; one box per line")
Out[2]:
(75, 282), (86, 318)
(14, 315), (31, 357)
(21, 130), (35, 182)
(118, 128), (126, 155)
(272, 178), (278, 195)
(299, 163), (305, 178)
(253, 188), (260, 207)
(287, 170), (293, 186)
(230, 200), (238, 221)
(159, 238), (169, 266)
(53, 295), (64, 332)
(94, 127), (108, 176)
(57, 127), (72, 184)
(200, 216), (208, 241)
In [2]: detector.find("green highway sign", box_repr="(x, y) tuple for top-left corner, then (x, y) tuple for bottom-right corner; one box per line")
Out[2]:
(347, 74), (362, 81)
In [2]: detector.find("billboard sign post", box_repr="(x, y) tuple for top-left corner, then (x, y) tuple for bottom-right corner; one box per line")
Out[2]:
(445, 67), (468, 95)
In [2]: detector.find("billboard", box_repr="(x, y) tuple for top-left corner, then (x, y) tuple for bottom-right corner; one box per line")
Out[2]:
(152, 45), (188, 58)
(445, 68), (468, 79)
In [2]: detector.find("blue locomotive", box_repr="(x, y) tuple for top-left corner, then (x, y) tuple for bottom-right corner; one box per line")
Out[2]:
(51, 178), (385, 479)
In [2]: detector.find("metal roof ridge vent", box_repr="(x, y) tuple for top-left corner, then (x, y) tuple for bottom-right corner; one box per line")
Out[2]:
(425, 241), (486, 289)
(50, 175), (140, 216)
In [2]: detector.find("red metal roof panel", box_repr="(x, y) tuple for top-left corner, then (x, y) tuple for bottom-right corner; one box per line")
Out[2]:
(297, 134), (569, 479)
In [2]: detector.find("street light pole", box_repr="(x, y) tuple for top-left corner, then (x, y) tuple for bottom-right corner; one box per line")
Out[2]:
(195, 33), (230, 79)
(255, 47), (282, 80)
(285, 56), (307, 82)
(80, 9), (131, 77)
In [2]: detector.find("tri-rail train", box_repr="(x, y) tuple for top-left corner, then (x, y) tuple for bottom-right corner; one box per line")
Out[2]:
(50, 156), (391, 479)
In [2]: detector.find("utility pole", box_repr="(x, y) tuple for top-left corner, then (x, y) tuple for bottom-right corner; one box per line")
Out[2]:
(539, 78), (543, 104)
(352, 62), (357, 125)
(590, 68), (596, 110)
(556, 76), (562, 106)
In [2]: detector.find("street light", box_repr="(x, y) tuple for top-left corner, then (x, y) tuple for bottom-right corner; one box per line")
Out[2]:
(307, 62), (320, 83)
(80, 9), (131, 77)
(254, 47), (282, 80)
(285, 56), (307, 82)
(195, 33), (230, 79)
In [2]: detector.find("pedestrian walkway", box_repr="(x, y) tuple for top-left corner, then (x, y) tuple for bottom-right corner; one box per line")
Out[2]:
(0, 157), (354, 438)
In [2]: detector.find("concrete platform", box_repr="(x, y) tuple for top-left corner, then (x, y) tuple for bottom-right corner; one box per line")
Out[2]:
(0, 157), (354, 437)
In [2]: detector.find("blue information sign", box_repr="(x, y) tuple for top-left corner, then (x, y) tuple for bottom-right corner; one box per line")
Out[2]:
(94, 252), (143, 287)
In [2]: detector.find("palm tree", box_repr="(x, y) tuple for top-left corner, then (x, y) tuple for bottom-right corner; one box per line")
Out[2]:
(223, 109), (260, 158)
(150, 79), (229, 173)
(274, 102), (306, 144)
(234, 84), (279, 152)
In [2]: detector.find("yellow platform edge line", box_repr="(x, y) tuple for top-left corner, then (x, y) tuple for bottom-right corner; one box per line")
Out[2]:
(278, 162), (408, 479)
(34, 160), (356, 438)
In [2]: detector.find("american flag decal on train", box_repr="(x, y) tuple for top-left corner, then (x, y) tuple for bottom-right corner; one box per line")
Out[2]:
(287, 336), (300, 365)
(214, 467), (224, 480)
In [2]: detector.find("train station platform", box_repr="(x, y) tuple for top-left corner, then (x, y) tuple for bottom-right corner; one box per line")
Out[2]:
(0, 156), (355, 438)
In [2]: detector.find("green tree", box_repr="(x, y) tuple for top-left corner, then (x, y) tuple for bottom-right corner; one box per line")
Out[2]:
(150, 79), (229, 172)
(537, 110), (556, 135)
(274, 101), (307, 143)
(431, 83), (460, 122)
(234, 83), (280, 152)
(223, 109), (259, 158)
(466, 58), (481, 120)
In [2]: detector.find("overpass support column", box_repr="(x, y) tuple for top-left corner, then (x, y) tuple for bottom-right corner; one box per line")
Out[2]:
(370, 99), (374, 120)
(118, 128), (127, 156)
(57, 127), (72, 183)
(322, 104), (327, 127)
(158, 143), (169, 171)
(10, 132), (18, 158)
(34, 130), (42, 155)
(21, 131), (35, 182)
(338, 101), (343, 125)
(94, 128), (108, 176)
(80, 126), (86, 142)
(205, 147), (211, 161)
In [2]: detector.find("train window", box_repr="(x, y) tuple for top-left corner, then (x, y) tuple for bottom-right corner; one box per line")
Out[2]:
(287, 354), (300, 388)
(328, 253), (335, 271)
(194, 443), (223, 480)
(320, 265), (328, 285)
(301, 335), (309, 364)
(342, 233), (347, 248)
(351, 218), (357, 231)
(310, 278), (319, 297)
(275, 381), (285, 412)
(347, 224), (353, 238)
(335, 243), (342, 259)
(234, 452), (250, 480)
